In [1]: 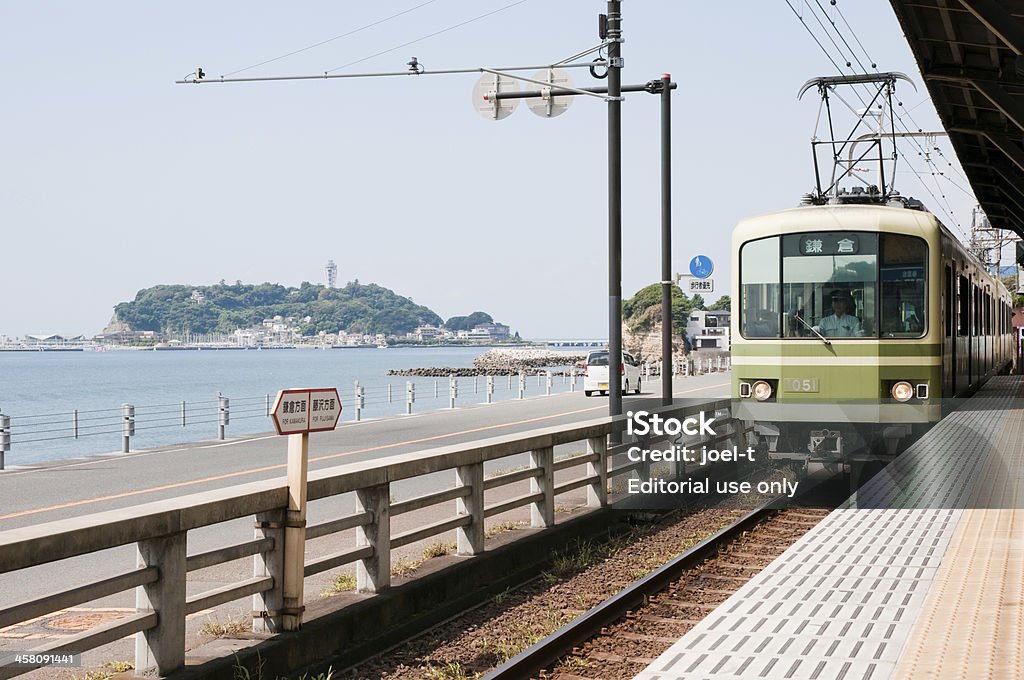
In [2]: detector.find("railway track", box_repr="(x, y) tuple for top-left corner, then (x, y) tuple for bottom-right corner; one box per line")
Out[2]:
(482, 503), (831, 680)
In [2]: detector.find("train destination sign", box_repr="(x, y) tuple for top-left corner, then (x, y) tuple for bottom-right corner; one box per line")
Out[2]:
(271, 388), (342, 435)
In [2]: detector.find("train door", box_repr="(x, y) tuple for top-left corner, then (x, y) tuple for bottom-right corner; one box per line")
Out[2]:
(944, 264), (954, 395)
(957, 273), (970, 394)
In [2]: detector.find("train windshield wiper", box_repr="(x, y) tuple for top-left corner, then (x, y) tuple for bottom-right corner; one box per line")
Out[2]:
(792, 312), (831, 346)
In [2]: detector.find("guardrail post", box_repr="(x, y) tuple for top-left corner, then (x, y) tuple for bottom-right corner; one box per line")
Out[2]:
(181, 401), (187, 427)
(122, 403), (135, 453)
(449, 374), (457, 409)
(570, 368), (576, 392)
(218, 394), (229, 440)
(135, 531), (186, 675)
(434, 380), (438, 399)
(456, 463), (484, 555)
(0, 412), (9, 470)
(73, 409), (79, 439)
(282, 432), (309, 630)
(586, 436), (608, 507)
(545, 371), (552, 396)
(406, 381), (415, 414)
(355, 385), (365, 421)
(356, 483), (391, 592)
(388, 383), (393, 403)
(252, 508), (285, 633)
(530, 446), (554, 528)
(518, 373), (526, 400)
(486, 376), (494, 404)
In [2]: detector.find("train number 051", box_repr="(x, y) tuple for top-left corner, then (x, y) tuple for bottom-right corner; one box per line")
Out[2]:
(784, 378), (819, 393)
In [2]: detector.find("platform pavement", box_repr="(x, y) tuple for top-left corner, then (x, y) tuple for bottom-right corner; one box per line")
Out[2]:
(635, 375), (1024, 680)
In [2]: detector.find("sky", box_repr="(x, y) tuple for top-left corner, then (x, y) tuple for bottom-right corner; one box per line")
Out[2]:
(0, 1), (989, 339)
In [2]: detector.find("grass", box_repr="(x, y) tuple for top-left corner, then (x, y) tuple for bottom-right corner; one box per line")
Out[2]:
(484, 520), (527, 538)
(201, 615), (252, 637)
(321, 572), (357, 597)
(425, 662), (475, 679)
(103, 660), (133, 673)
(422, 541), (456, 559)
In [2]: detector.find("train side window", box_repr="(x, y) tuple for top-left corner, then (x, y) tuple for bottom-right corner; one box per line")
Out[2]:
(739, 236), (781, 339)
(944, 265), (953, 337)
(879, 234), (927, 337)
(957, 276), (969, 336)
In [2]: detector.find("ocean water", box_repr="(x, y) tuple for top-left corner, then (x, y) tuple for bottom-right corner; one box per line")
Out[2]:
(0, 347), (581, 465)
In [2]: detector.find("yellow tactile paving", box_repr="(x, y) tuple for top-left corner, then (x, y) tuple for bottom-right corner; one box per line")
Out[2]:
(892, 385), (1024, 680)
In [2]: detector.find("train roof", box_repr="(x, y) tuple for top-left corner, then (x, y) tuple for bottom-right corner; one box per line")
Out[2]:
(732, 202), (940, 244)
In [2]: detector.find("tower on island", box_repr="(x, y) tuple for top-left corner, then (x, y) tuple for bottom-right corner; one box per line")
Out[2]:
(325, 260), (337, 288)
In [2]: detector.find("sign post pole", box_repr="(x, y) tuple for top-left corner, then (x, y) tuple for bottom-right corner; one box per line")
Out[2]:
(266, 387), (341, 632)
(282, 431), (308, 631)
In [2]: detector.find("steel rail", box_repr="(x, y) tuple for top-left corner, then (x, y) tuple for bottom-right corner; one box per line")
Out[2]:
(480, 498), (781, 680)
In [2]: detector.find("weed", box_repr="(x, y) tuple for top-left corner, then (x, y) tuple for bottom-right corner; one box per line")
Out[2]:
(493, 587), (512, 606)
(484, 520), (526, 538)
(295, 667), (334, 680)
(103, 660), (133, 673)
(321, 572), (357, 597)
(391, 557), (422, 578)
(425, 662), (473, 679)
(202, 615), (251, 638)
(72, 672), (113, 680)
(560, 655), (592, 672)
(422, 541), (456, 559)
(231, 651), (264, 680)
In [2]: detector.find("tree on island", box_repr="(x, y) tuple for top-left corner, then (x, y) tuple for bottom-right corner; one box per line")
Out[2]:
(444, 311), (493, 331)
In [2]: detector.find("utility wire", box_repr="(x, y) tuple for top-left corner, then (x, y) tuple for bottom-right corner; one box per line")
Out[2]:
(326, 0), (529, 74)
(787, 0), (970, 236)
(222, 0), (442, 77)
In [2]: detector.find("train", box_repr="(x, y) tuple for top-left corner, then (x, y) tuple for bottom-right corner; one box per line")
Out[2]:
(730, 192), (1014, 475)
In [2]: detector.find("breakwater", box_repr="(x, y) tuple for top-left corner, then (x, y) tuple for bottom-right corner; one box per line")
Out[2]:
(387, 348), (588, 377)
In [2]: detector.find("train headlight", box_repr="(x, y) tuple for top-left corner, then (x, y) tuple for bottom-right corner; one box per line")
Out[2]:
(752, 380), (773, 401)
(739, 382), (751, 398)
(891, 381), (914, 402)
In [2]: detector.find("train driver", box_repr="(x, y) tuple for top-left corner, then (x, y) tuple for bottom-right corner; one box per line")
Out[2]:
(814, 291), (864, 337)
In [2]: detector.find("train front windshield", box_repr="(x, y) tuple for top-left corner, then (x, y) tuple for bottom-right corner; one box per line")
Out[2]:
(740, 232), (927, 339)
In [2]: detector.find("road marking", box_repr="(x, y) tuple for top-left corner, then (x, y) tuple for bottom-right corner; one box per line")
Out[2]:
(0, 382), (728, 522)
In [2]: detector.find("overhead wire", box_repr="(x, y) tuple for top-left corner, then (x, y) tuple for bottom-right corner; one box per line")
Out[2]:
(221, 0), (442, 77)
(786, 0), (973, 239)
(325, 0), (530, 74)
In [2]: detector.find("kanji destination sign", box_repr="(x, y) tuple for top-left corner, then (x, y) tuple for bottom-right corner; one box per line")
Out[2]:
(271, 388), (342, 435)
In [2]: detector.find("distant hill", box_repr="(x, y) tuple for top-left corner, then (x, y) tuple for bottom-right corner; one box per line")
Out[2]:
(112, 281), (446, 336)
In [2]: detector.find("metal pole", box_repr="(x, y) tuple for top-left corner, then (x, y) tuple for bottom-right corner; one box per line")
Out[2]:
(0, 412), (9, 470)
(607, 0), (624, 422)
(661, 73), (673, 406)
(122, 403), (134, 453)
(218, 395), (229, 440)
(73, 409), (79, 439)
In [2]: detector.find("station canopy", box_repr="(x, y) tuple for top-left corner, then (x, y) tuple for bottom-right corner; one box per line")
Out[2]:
(890, 0), (1024, 260)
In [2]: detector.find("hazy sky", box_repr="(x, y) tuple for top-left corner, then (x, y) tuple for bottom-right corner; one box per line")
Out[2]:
(0, 1), (982, 339)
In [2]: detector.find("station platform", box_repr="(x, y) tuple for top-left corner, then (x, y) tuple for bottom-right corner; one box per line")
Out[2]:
(636, 375), (1024, 680)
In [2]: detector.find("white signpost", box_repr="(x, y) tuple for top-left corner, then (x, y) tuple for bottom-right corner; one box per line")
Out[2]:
(270, 388), (342, 435)
(263, 388), (342, 631)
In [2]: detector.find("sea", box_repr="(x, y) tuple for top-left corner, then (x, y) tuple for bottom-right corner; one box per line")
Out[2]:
(0, 347), (583, 466)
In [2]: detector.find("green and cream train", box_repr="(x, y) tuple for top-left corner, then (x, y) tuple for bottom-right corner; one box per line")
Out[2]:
(731, 196), (1014, 468)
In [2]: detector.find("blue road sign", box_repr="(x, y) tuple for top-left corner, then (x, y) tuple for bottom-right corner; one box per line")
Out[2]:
(689, 255), (714, 279)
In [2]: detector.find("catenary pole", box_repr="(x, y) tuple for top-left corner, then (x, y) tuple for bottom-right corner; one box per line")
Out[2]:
(607, 0), (623, 422)
(661, 73), (673, 406)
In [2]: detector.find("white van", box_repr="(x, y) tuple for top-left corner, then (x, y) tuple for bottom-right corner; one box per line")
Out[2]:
(583, 350), (641, 396)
